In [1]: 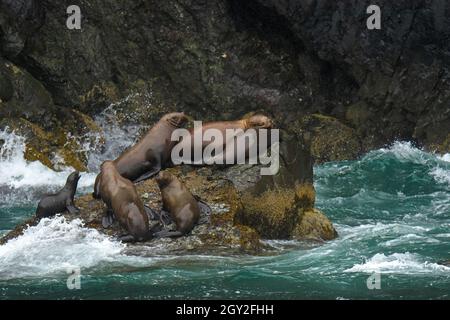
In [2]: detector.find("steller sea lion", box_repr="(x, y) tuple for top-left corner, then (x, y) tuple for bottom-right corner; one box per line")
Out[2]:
(172, 114), (274, 164)
(36, 171), (80, 218)
(93, 112), (188, 198)
(99, 161), (154, 242)
(154, 171), (201, 237)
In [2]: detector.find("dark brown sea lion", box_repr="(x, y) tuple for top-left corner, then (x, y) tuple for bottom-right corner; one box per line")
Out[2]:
(35, 171), (80, 218)
(172, 114), (274, 164)
(154, 171), (201, 237)
(93, 112), (188, 198)
(99, 161), (154, 242)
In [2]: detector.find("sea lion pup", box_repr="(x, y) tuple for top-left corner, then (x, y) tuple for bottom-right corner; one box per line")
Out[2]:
(154, 171), (201, 238)
(173, 114), (273, 164)
(93, 112), (188, 198)
(99, 161), (153, 242)
(36, 171), (80, 218)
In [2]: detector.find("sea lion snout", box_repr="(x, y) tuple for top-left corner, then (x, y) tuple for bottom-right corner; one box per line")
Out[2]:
(164, 112), (189, 127)
(68, 171), (81, 183)
(247, 115), (274, 129)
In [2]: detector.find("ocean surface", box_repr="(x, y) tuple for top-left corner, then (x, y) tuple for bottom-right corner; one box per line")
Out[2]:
(0, 111), (449, 299)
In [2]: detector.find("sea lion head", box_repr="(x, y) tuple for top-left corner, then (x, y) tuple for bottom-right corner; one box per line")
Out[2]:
(100, 160), (116, 172)
(245, 114), (273, 129)
(155, 171), (175, 188)
(65, 171), (80, 189)
(163, 112), (188, 128)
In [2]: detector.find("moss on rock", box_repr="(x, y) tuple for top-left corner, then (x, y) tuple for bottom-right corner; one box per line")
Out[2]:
(296, 114), (362, 163)
(237, 188), (298, 239)
(292, 208), (338, 241)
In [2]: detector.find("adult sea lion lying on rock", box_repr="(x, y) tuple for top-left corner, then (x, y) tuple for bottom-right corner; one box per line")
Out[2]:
(99, 161), (155, 242)
(93, 112), (188, 198)
(172, 114), (274, 164)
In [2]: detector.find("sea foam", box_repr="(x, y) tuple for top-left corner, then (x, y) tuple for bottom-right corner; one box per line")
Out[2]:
(0, 216), (125, 280)
(345, 252), (450, 274)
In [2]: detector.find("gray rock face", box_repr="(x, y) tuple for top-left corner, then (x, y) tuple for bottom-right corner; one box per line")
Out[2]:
(243, 0), (450, 150)
(0, 0), (44, 57)
(0, 0), (449, 156)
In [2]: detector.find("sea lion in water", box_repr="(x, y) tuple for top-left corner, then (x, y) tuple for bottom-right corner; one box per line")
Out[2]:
(93, 112), (188, 198)
(36, 171), (80, 218)
(154, 171), (201, 237)
(172, 114), (274, 164)
(99, 161), (154, 242)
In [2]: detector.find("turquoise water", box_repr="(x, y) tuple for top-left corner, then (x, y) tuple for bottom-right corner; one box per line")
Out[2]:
(0, 140), (449, 300)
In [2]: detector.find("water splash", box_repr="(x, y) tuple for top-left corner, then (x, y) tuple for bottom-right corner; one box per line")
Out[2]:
(85, 95), (147, 172)
(0, 129), (95, 195)
(345, 252), (450, 274)
(0, 216), (126, 280)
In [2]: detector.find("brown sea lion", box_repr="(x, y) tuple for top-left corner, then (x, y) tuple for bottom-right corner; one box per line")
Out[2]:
(172, 114), (274, 164)
(99, 161), (154, 242)
(36, 171), (80, 218)
(154, 171), (201, 237)
(93, 112), (188, 198)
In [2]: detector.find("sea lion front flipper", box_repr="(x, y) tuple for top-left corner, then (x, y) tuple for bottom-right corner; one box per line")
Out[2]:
(154, 230), (184, 238)
(118, 234), (136, 243)
(158, 209), (172, 226)
(102, 209), (115, 228)
(149, 221), (162, 233)
(66, 205), (80, 214)
(198, 215), (210, 225)
(196, 199), (212, 216)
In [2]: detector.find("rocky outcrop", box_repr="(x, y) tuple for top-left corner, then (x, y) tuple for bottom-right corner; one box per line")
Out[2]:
(0, 130), (338, 253)
(0, 166), (337, 254)
(1, 0), (448, 160)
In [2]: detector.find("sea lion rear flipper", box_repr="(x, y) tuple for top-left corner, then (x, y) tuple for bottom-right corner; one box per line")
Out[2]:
(144, 205), (157, 220)
(154, 230), (184, 238)
(133, 168), (161, 184)
(193, 195), (212, 218)
(67, 205), (80, 214)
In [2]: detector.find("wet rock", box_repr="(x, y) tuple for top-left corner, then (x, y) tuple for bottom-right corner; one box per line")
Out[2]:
(0, 0), (44, 57)
(298, 114), (363, 163)
(0, 63), (13, 102)
(292, 208), (338, 241)
(231, 131), (337, 241)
